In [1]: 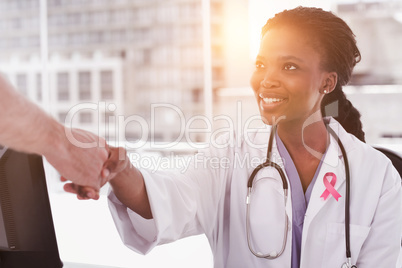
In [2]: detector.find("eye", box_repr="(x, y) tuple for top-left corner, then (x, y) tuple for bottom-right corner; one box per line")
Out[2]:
(283, 63), (297, 71)
(255, 61), (265, 69)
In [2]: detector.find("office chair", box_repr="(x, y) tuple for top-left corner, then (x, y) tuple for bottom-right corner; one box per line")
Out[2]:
(375, 147), (402, 179)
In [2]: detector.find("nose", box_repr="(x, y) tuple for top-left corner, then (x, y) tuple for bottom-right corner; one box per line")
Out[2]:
(260, 70), (280, 89)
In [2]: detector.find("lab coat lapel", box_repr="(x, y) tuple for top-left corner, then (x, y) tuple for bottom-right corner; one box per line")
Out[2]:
(306, 144), (345, 218)
(303, 123), (347, 231)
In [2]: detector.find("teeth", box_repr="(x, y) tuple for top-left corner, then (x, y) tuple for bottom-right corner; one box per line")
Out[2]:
(259, 93), (284, 104)
(263, 97), (283, 104)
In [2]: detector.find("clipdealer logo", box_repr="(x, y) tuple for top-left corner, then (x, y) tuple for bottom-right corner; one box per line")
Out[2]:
(62, 100), (340, 167)
(62, 101), (270, 151)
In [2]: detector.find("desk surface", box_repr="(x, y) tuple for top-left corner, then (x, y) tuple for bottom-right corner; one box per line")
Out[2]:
(63, 262), (122, 268)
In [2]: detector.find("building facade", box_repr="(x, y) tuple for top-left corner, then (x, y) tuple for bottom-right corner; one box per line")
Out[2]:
(0, 0), (251, 143)
(335, 0), (402, 85)
(0, 52), (124, 140)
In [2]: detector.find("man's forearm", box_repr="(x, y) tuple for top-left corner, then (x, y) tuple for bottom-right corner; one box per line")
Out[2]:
(0, 75), (62, 156)
(0, 74), (111, 194)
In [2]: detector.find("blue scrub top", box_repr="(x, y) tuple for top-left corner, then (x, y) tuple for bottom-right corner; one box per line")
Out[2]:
(276, 133), (327, 268)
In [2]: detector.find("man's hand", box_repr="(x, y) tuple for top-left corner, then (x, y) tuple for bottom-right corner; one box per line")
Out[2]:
(63, 146), (152, 219)
(62, 146), (130, 200)
(43, 127), (110, 196)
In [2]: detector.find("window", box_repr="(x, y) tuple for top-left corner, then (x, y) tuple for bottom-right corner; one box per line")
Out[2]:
(50, 0), (63, 7)
(212, 67), (223, 81)
(192, 88), (202, 103)
(58, 112), (67, 123)
(12, 18), (21, 29)
(211, 2), (223, 16)
(100, 71), (113, 99)
(90, 32), (102, 43)
(211, 24), (222, 39)
(78, 71), (91, 100)
(138, 7), (153, 24)
(105, 111), (115, 127)
(36, 74), (42, 101)
(212, 45), (223, 59)
(16, 74), (27, 96)
(143, 49), (151, 65)
(158, 5), (179, 23)
(79, 112), (92, 124)
(57, 72), (69, 101)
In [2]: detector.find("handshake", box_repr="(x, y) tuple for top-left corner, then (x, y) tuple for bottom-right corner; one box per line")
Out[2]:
(0, 75), (144, 204)
(45, 127), (132, 200)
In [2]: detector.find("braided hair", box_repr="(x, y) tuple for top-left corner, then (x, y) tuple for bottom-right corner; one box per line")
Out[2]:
(261, 7), (365, 142)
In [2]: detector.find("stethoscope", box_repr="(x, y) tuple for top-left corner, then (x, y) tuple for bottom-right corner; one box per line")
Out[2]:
(245, 123), (356, 268)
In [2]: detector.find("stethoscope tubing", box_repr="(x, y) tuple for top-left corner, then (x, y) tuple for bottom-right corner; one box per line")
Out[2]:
(246, 123), (289, 259)
(326, 127), (353, 265)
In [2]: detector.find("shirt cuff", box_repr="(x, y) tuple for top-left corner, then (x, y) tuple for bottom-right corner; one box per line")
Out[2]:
(108, 189), (157, 243)
(127, 208), (157, 243)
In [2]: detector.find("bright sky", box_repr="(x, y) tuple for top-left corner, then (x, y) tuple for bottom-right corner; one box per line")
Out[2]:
(248, 0), (334, 58)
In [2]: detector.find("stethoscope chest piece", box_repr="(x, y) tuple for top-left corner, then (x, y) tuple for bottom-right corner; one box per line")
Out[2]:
(341, 263), (357, 268)
(341, 252), (357, 267)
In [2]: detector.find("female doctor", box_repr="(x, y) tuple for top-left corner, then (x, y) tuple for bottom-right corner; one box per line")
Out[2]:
(65, 6), (402, 268)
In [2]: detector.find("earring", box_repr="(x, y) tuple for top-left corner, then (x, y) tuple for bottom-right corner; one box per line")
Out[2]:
(323, 90), (328, 94)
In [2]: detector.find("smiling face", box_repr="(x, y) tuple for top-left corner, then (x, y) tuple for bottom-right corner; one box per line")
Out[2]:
(250, 26), (335, 126)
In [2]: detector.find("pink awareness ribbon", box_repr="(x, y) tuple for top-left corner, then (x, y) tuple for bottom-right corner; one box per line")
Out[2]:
(320, 172), (342, 201)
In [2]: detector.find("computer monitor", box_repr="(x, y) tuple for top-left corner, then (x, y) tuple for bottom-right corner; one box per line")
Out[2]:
(0, 145), (63, 268)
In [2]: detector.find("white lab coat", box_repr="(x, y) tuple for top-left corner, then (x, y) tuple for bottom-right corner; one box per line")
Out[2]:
(108, 118), (402, 268)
